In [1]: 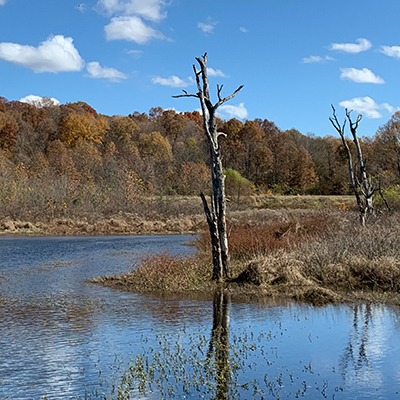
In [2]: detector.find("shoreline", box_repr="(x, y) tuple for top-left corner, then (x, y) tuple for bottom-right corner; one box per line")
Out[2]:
(0, 214), (205, 237)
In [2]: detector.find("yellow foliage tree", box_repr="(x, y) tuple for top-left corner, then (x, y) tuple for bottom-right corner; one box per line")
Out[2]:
(60, 112), (108, 147)
(138, 131), (173, 162)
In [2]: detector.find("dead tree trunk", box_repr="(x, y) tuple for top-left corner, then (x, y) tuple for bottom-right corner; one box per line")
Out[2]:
(346, 109), (374, 218)
(174, 53), (243, 281)
(329, 105), (374, 226)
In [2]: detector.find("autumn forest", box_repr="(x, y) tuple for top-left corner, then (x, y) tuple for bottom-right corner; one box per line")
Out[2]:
(1, 96), (400, 223)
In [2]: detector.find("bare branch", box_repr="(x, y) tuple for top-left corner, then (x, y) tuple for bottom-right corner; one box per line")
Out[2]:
(216, 131), (227, 139)
(193, 64), (202, 93)
(346, 109), (362, 133)
(329, 104), (346, 136)
(214, 85), (244, 110)
(172, 92), (199, 99)
(217, 84), (223, 101)
(195, 55), (209, 100)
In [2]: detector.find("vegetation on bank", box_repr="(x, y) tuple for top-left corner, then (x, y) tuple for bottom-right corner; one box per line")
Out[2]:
(0, 194), (356, 236)
(92, 209), (400, 305)
(1, 96), (400, 226)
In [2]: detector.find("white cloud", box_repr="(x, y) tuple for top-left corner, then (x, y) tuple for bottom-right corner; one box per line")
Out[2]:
(329, 38), (372, 53)
(207, 67), (226, 77)
(20, 95), (60, 107)
(96, 0), (167, 22)
(197, 18), (217, 34)
(240, 27), (248, 33)
(105, 16), (166, 43)
(152, 75), (192, 87)
(86, 61), (127, 81)
(340, 67), (384, 84)
(126, 49), (143, 58)
(339, 96), (398, 119)
(124, 0), (166, 21)
(0, 35), (84, 73)
(0, 0), (6, 5)
(380, 45), (400, 59)
(302, 55), (334, 63)
(218, 103), (248, 120)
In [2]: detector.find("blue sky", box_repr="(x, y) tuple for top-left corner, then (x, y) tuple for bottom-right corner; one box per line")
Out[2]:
(1, 0), (400, 137)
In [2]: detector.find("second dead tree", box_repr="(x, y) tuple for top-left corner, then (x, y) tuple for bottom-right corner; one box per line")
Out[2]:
(330, 105), (374, 226)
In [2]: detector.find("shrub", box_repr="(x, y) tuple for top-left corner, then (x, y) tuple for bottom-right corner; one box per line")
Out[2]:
(224, 168), (255, 202)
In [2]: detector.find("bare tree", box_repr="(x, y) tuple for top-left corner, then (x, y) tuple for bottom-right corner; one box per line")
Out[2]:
(329, 105), (374, 225)
(173, 53), (244, 281)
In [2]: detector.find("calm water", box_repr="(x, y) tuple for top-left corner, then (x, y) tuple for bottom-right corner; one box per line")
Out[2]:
(0, 235), (399, 399)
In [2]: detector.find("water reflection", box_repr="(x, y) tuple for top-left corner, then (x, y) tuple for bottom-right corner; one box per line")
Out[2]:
(0, 236), (400, 399)
(340, 303), (371, 378)
(208, 289), (230, 400)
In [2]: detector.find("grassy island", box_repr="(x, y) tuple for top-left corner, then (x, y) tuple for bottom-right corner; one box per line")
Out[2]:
(90, 197), (400, 306)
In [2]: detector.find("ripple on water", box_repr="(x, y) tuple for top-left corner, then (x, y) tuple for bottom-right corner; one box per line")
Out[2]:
(0, 236), (400, 399)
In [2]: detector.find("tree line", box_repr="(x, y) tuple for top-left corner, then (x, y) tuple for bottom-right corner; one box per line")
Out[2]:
(0, 96), (399, 219)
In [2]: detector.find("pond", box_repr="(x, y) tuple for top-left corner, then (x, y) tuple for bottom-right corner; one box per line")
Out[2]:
(0, 235), (399, 399)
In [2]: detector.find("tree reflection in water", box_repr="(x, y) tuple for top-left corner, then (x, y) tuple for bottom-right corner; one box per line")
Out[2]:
(339, 303), (372, 380)
(208, 288), (230, 400)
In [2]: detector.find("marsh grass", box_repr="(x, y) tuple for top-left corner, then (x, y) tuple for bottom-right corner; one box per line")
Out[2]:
(194, 212), (337, 260)
(112, 328), (344, 400)
(92, 210), (400, 305)
(91, 253), (216, 296)
(1, 194), (355, 236)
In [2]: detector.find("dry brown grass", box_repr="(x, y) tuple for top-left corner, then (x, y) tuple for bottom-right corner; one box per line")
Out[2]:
(256, 194), (356, 211)
(89, 206), (400, 305)
(235, 212), (400, 304)
(0, 194), (355, 236)
(195, 211), (336, 260)
(91, 253), (216, 297)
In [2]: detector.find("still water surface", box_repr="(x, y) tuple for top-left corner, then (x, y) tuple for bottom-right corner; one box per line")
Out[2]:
(0, 235), (399, 399)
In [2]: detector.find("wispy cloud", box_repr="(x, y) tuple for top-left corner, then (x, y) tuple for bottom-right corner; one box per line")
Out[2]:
(152, 75), (193, 87)
(126, 49), (143, 58)
(380, 45), (400, 59)
(302, 55), (334, 64)
(0, 35), (84, 73)
(197, 22), (214, 33)
(20, 95), (60, 107)
(198, 18), (217, 34)
(0, 0), (6, 5)
(339, 96), (398, 119)
(207, 67), (226, 77)
(240, 27), (248, 33)
(329, 38), (372, 53)
(105, 16), (166, 43)
(218, 103), (248, 120)
(86, 61), (127, 81)
(96, 0), (167, 22)
(340, 67), (384, 84)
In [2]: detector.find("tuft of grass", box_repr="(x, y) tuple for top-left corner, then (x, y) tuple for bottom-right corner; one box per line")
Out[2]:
(91, 252), (216, 296)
